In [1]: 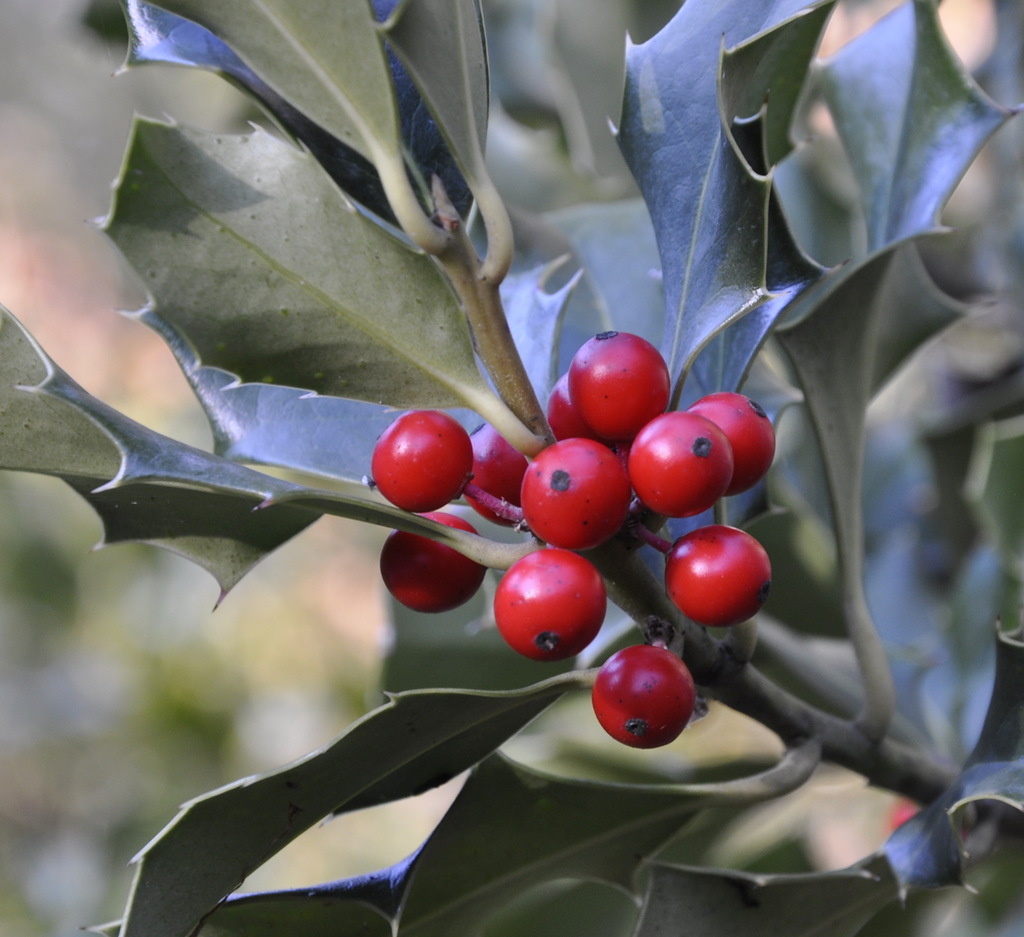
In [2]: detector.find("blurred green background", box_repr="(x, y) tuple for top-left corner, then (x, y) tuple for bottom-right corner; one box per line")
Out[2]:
(0, 1), (1013, 935)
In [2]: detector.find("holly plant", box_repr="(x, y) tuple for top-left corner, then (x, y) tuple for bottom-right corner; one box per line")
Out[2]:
(5, 0), (1024, 935)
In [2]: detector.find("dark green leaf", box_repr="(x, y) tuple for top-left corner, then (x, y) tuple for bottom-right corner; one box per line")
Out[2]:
(501, 262), (576, 398)
(140, 0), (399, 166)
(885, 628), (1024, 893)
(197, 859), (414, 937)
(720, 2), (835, 169)
(634, 856), (897, 937)
(107, 118), (503, 417)
(0, 306), (320, 592)
(118, 0), (471, 220)
(819, 0), (1012, 252)
(118, 674), (583, 937)
(546, 199), (663, 348)
(382, 0), (489, 196)
(617, 0), (831, 392)
(137, 307), (395, 483)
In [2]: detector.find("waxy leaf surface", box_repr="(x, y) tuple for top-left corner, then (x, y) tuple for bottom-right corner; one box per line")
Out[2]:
(118, 675), (583, 937)
(819, 0), (1012, 252)
(0, 307), (318, 592)
(885, 628), (1024, 892)
(617, 0), (832, 393)
(107, 119), (496, 414)
(119, 0), (471, 219)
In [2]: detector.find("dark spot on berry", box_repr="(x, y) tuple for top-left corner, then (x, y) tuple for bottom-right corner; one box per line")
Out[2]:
(595, 330), (619, 341)
(550, 469), (571, 492)
(758, 579), (772, 603)
(749, 399), (767, 418)
(535, 631), (560, 652)
(692, 436), (713, 458)
(625, 717), (648, 737)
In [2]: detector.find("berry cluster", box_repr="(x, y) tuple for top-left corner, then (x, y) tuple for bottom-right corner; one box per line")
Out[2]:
(370, 331), (775, 749)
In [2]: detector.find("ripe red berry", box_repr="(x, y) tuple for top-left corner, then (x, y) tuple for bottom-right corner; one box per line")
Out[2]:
(568, 331), (671, 442)
(665, 525), (771, 627)
(379, 512), (486, 613)
(591, 644), (696, 748)
(520, 438), (631, 550)
(464, 423), (528, 525)
(371, 410), (473, 513)
(628, 410), (734, 517)
(547, 372), (602, 442)
(687, 392), (775, 495)
(494, 549), (606, 661)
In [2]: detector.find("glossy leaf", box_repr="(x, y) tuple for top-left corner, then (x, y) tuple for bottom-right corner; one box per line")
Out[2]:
(617, 0), (832, 392)
(819, 0), (1012, 252)
(106, 118), (498, 415)
(546, 199), (664, 348)
(118, 674), (583, 937)
(195, 747), (819, 937)
(136, 307), (396, 483)
(885, 628), (1024, 893)
(382, 0), (488, 194)
(118, 0), (472, 220)
(501, 262), (577, 398)
(634, 856), (897, 937)
(138, 0), (398, 167)
(719, 2), (835, 169)
(0, 306), (321, 593)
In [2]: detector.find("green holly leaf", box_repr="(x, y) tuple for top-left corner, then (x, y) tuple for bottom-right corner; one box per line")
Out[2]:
(634, 856), (897, 937)
(381, 0), (488, 195)
(138, 0), (399, 167)
(546, 199), (664, 346)
(818, 0), (1012, 252)
(193, 744), (820, 937)
(0, 306), (321, 593)
(107, 118), (506, 421)
(117, 0), (472, 221)
(138, 306), (397, 483)
(501, 262), (577, 398)
(116, 674), (583, 937)
(617, 0), (832, 392)
(720, 2), (835, 169)
(885, 628), (1024, 893)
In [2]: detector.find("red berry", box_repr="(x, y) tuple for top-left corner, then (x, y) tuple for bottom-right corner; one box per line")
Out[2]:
(568, 331), (671, 442)
(371, 410), (473, 513)
(592, 644), (696, 748)
(520, 438), (631, 550)
(687, 392), (775, 495)
(546, 372), (601, 442)
(628, 411), (734, 517)
(665, 525), (771, 627)
(464, 423), (528, 525)
(379, 512), (486, 613)
(494, 549), (606, 661)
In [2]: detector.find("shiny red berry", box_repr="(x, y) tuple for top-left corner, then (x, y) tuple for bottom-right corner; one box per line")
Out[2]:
(687, 392), (775, 495)
(568, 331), (670, 442)
(371, 410), (473, 513)
(592, 644), (696, 748)
(494, 549), (606, 661)
(665, 525), (771, 627)
(520, 438), (631, 550)
(464, 423), (528, 525)
(628, 410), (734, 517)
(546, 372), (602, 442)
(379, 512), (486, 613)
